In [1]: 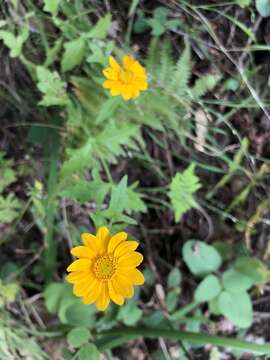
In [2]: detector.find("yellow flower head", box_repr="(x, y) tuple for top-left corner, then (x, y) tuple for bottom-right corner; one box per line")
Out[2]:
(102, 55), (148, 101)
(66, 226), (144, 311)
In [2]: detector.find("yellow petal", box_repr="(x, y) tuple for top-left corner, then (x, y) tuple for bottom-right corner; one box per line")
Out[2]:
(108, 232), (128, 253)
(96, 226), (111, 254)
(70, 246), (96, 259)
(112, 275), (134, 298)
(114, 241), (138, 257)
(131, 61), (146, 75)
(109, 56), (120, 70)
(122, 85), (132, 101)
(66, 271), (89, 284)
(102, 68), (118, 80)
(108, 280), (124, 305)
(134, 80), (148, 91)
(73, 275), (93, 296)
(83, 279), (101, 304)
(118, 268), (144, 285)
(103, 80), (118, 89)
(67, 259), (91, 272)
(110, 88), (121, 96)
(95, 282), (110, 311)
(118, 252), (143, 268)
(81, 233), (97, 249)
(123, 55), (134, 70)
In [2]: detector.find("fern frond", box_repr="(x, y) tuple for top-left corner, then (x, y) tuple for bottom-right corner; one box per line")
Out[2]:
(190, 74), (221, 99)
(169, 163), (201, 222)
(168, 43), (191, 97)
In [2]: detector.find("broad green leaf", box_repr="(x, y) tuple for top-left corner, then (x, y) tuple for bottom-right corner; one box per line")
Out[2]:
(67, 327), (90, 348)
(183, 240), (222, 276)
(44, 282), (64, 313)
(167, 268), (182, 288)
(166, 290), (178, 312)
(43, 0), (61, 16)
(61, 38), (86, 72)
(65, 302), (96, 327)
(222, 269), (253, 293)
(118, 304), (143, 326)
(109, 176), (128, 215)
(195, 275), (221, 302)
(256, 0), (270, 17)
(87, 14), (112, 39)
(36, 66), (69, 107)
(169, 163), (201, 222)
(78, 344), (100, 360)
(147, 18), (166, 36)
(218, 291), (252, 328)
(0, 28), (28, 57)
(235, 256), (270, 284)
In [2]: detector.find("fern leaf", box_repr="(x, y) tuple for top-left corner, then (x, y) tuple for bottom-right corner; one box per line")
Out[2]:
(169, 163), (201, 222)
(190, 74), (221, 99)
(169, 44), (191, 97)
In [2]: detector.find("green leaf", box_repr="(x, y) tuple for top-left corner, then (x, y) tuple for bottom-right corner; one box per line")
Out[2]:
(222, 269), (253, 293)
(65, 302), (96, 327)
(61, 38), (86, 72)
(0, 28), (28, 57)
(169, 163), (201, 222)
(191, 74), (221, 99)
(235, 256), (270, 284)
(147, 19), (166, 36)
(43, 0), (61, 16)
(118, 304), (143, 326)
(195, 275), (222, 303)
(166, 290), (178, 312)
(87, 14), (112, 39)
(237, 0), (251, 7)
(256, 0), (270, 17)
(44, 282), (64, 314)
(109, 176), (128, 215)
(167, 268), (182, 288)
(0, 194), (21, 224)
(169, 43), (191, 96)
(78, 344), (100, 360)
(183, 240), (222, 276)
(218, 291), (253, 328)
(67, 327), (90, 348)
(36, 66), (69, 107)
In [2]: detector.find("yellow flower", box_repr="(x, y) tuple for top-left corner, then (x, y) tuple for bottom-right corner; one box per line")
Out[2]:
(102, 55), (148, 101)
(66, 226), (144, 311)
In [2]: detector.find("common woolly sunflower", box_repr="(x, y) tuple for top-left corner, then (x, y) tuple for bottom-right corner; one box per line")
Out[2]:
(102, 55), (148, 100)
(66, 226), (144, 311)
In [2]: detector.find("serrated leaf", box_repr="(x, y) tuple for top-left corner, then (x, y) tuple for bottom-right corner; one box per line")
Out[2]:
(169, 44), (191, 96)
(67, 327), (90, 348)
(195, 275), (221, 302)
(36, 66), (69, 107)
(169, 163), (201, 222)
(61, 38), (86, 72)
(218, 291), (252, 328)
(183, 240), (222, 276)
(0, 28), (28, 57)
(0, 194), (21, 224)
(87, 14), (112, 39)
(43, 0), (61, 16)
(191, 74), (221, 99)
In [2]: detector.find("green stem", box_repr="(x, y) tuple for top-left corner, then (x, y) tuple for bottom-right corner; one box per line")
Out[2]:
(97, 327), (270, 355)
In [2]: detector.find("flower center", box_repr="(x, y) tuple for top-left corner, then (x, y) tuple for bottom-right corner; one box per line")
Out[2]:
(93, 255), (117, 280)
(119, 70), (134, 84)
